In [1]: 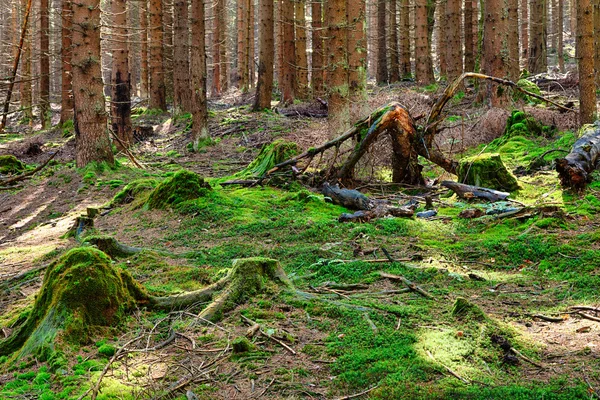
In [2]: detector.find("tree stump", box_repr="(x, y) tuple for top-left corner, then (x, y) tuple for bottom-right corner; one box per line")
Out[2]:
(457, 153), (521, 191)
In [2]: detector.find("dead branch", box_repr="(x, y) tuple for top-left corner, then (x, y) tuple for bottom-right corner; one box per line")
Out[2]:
(0, 151), (58, 187)
(426, 350), (470, 384)
(441, 181), (510, 202)
(378, 271), (434, 299)
(240, 315), (297, 355)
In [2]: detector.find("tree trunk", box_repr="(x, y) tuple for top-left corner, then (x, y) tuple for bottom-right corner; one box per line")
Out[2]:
(570, 0), (576, 36)
(253, 0), (274, 110)
(445, 0), (463, 80)
(415, 0), (434, 84)
(507, 0), (520, 80)
(311, 0), (324, 96)
(399, 0), (411, 78)
(437, 0), (447, 77)
(218, 0), (228, 92)
(484, 0), (509, 106)
(529, 0), (547, 73)
(464, 0), (474, 72)
(521, 0), (528, 67)
(281, 0), (295, 103)
(39, 0), (50, 128)
(59, 0), (73, 124)
(376, 0), (387, 83)
(348, 0), (367, 119)
(247, 0), (255, 89)
(163, 0), (174, 102)
(558, 0), (564, 72)
(295, 0), (308, 99)
(368, 0), (377, 78)
(111, 0), (133, 149)
(237, 0), (249, 91)
(556, 123), (600, 189)
(173, 0), (191, 111)
(149, 0), (166, 110)
(388, 0), (400, 82)
(72, 0), (114, 166)
(577, 0), (595, 125)
(20, 0), (33, 123)
(190, 0), (209, 149)
(140, 0), (149, 99)
(212, 0), (221, 96)
(326, 0), (349, 135)
(594, 0), (600, 85)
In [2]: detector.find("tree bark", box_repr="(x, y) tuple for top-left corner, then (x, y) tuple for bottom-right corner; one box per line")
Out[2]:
(39, 0), (50, 128)
(20, 0), (33, 123)
(388, 0), (400, 82)
(111, 0), (133, 149)
(464, 0), (474, 72)
(140, 0), (149, 100)
(507, 0), (520, 80)
(558, 0), (564, 72)
(173, 0), (191, 111)
(348, 0), (367, 120)
(295, 0), (308, 99)
(311, 0), (324, 96)
(149, 0), (166, 110)
(247, 0), (255, 89)
(72, 0), (114, 166)
(594, 0), (600, 85)
(327, 0), (349, 135)
(484, 0), (509, 106)
(212, 0), (222, 96)
(281, 0), (295, 103)
(218, 0), (228, 92)
(521, 0), (528, 67)
(60, 0), (73, 124)
(529, 0), (548, 73)
(577, 0), (596, 125)
(237, 0), (249, 91)
(415, 0), (434, 84)
(437, 0), (447, 77)
(190, 0), (209, 149)
(399, 0), (411, 78)
(376, 0), (387, 83)
(445, 0), (463, 80)
(253, 0), (274, 110)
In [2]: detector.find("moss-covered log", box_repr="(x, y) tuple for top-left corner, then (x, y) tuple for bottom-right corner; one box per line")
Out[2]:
(83, 235), (143, 258)
(457, 153), (521, 191)
(556, 122), (600, 190)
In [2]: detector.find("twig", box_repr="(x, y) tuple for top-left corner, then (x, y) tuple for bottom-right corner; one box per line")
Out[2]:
(253, 378), (275, 398)
(577, 312), (600, 323)
(109, 130), (145, 169)
(378, 271), (434, 299)
(240, 315), (296, 355)
(570, 306), (600, 313)
(333, 385), (379, 400)
(0, 151), (58, 187)
(426, 350), (470, 384)
(530, 314), (564, 323)
(510, 347), (544, 369)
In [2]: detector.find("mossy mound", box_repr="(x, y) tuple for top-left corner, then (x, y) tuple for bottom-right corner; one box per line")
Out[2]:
(233, 140), (299, 178)
(514, 79), (542, 103)
(0, 248), (147, 359)
(457, 153), (521, 191)
(505, 110), (554, 138)
(111, 178), (159, 206)
(232, 336), (255, 353)
(146, 170), (211, 210)
(452, 297), (487, 322)
(0, 155), (25, 175)
(83, 235), (142, 259)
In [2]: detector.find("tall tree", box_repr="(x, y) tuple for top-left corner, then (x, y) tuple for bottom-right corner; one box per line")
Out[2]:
(577, 0), (595, 124)
(445, 0), (463, 80)
(281, 0), (295, 103)
(529, 0), (547, 73)
(295, 0), (309, 98)
(190, 0), (208, 149)
(149, 0), (166, 110)
(140, 0), (149, 99)
(484, 0), (509, 106)
(507, 0), (520, 79)
(558, 0), (564, 72)
(594, 0), (600, 84)
(111, 0), (132, 149)
(399, 0), (411, 78)
(60, 0), (73, 124)
(40, 0), (50, 128)
(327, 0), (348, 134)
(521, 0), (528, 66)
(437, 0), (447, 78)
(348, 0), (367, 118)
(415, 0), (434, 84)
(237, 0), (249, 90)
(217, 0), (228, 92)
(464, 0), (475, 72)
(71, 0), (113, 166)
(311, 0), (324, 95)
(247, 0), (255, 88)
(212, 0), (222, 96)
(173, 0), (191, 111)
(388, 0), (400, 82)
(253, 0), (274, 110)
(376, 0), (387, 83)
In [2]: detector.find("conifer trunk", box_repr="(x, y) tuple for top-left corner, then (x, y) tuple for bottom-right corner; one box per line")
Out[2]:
(388, 0), (400, 82)
(521, 0), (528, 66)
(348, 0), (367, 119)
(415, 0), (434, 84)
(437, 0), (447, 78)
(311, 0), (324, 95)
(39, 0), (50, 128)
(327, 0), (349, 135)
(463, 0), (474, 72)
(190, 0), (208, 149)
(60, 0), (73, 124)
(237, 0), (249, 91)
(212, 0), (222, 96)
(594, 0), (600, 85)
(529, 0), (547, 73)
(281, 0), (295, 103)
(111, 0), (133, 149)
(558, 0), (564, 72)
(376, 0), (387, 83)
(507, 0), (519, 80)
(140, 0), (149, 99)
(445, 0), (462, 80)
(20, 0), (33, 123)
(149, 0), (166, 110)
(484, 0), (509, 106)
(295, 0), (308, 99)
(173, 0), (191, 110)
(399, 0), (411, 78)
(577, 0), (596, 125)
(253, 0), (274, 110)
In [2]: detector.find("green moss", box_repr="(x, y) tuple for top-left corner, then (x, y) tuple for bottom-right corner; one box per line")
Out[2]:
(0, 155), (25, 175)
(451, 297), (486, 321)
(229, 140), (298, 179)
(514, 79), (542, 103)
(232, 337), (254, 353)
(146, 170), (211, 210)
(505, 110), (555, 138)
(457, 153), (521, 191)
(97, 344), (116, 357)
(111, 178), (159, 207)
(0, 248), (148, 359)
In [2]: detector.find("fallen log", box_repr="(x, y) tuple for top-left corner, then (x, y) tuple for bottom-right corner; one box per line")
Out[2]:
(441, 181), (510, 202)
(555, 122), (600, 190)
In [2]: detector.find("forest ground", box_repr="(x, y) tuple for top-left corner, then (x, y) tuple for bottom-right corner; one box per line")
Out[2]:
(1, 81), (600, 399)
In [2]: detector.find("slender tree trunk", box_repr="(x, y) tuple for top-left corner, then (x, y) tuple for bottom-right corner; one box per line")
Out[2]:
(570, 0), (576, 35)
(311, 0), (324, 95)
(72, 0), (113, 166)
(281, 0), (295, 103)
(521, 0), (528, 67)
(388, 0), (400, 82)
(376, 0), (387, 83)
(445, 0), (463, 80)
(399, 0), (411, 78)
(163, 0), (173, 102)
(237, 0), (248, 90)
(60, 0), (73, 124)
(507, 0), (520, 80)
(190, 0), (208, 148)
(20, 0), (33, 123)
(558, 0), (564, 72)
(529, 0), (547, 73)
(247, 0), (255, 89)
(327, 0), (349, 135)
(140, 0), (149, 99)
(253, 0), (274, 110)
(219, 0), (228, 92)
(464, 0), (474, 72)
(173, 0), (191, 111)
(348, 0), (367, 119)
(39, 0), (50, 128)
(368, 0), (378, 78)
(149, 0), (166, 110)
(437, 0), (447, 78)
(295, 0), (308, 98)
(212, 0), (222, 96)
(594, 0), (600, 84)
(550, 0), (558, 52)
(111, 0), (132, 149)
(415, 0), (434, 84)
(484, 0), (509, 106)
(577, 0), (595, 125)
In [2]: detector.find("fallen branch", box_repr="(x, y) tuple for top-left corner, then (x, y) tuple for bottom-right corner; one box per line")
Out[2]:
(510, 347), (544, 369)
(378, 271), (434, 299)
(441, 181), (510, 202)
(577, 312), (600, 323)
(426, 350), (470, 384)
(0, 151), (58, 187)
(333, 385), (379, 400)
(530, 314), (564, 323)
(240, 315), (297, 355)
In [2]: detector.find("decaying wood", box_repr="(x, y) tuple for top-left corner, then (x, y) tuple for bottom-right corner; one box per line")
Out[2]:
(441, 181), (510, 202)
(556, 122), (600, 190)
(322, 182), (372, 210)
(0, 151), (58, 187)
(240, 314), (297, 355)
(378, 271), (434, 299)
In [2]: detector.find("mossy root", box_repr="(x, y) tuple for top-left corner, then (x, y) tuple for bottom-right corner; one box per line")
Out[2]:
(83, 235), (143, 258)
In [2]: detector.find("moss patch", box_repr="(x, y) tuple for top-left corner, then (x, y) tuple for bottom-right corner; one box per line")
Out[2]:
(505, 110), (555, 138)
(457, 153), (521, 191)
(111, 178), (159, 206)
(146, 170), (211, 210)
(0, 155), (25, 175)
(230, 140), (298, 179)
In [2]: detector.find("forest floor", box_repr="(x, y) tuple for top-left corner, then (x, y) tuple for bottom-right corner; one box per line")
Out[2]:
(1, 82), (600, 399)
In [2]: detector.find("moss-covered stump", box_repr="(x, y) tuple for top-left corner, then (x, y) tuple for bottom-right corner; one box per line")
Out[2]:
(457, 153), (521, 191)
(150, 257), (293, 321)
(111, 178), (159, 206)
(0, 248), (148, 359)
(0, 155), (25, 175)
(505, 110), (554, 138)
(234, 140), (299, 178)
(83, 235), (143, 259)
(146, 170), (211, 209)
